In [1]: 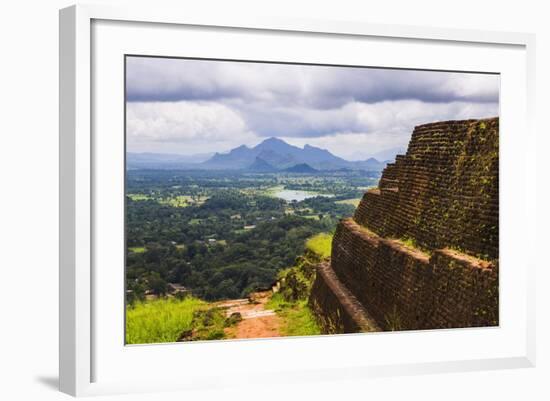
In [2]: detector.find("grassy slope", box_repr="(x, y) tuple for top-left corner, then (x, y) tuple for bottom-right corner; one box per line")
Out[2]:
(266, 293), (321, 337)
(335, 198), (362, 207)
(266, 232), (333, 336)
(305, 233), (333, 259)
(126, 297), (206, 344)
(127, 232), (333, 344)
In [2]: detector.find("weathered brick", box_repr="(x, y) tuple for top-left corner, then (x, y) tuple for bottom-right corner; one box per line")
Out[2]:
(309, 118), (499, 332)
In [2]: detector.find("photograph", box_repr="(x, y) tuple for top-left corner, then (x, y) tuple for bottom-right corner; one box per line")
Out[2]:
(124, 56), (500, 344)
(1, 0), (544, 399)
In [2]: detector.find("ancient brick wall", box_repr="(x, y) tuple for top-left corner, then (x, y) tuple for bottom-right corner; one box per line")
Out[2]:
(354, 118), (498, 259)
(310, 118), (499, 333)
(309, 261), (381, 334)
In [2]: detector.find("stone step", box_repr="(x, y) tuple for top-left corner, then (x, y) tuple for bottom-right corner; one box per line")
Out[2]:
(315, 261), (381, 332)
(241, 310), (276, 319)
(216, 299), (250, 309)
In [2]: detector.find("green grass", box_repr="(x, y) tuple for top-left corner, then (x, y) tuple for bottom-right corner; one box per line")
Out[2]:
(126, 297), (207, 344)
(266, 293), (321, 337)
(395, 236), (432, 256)
(261, 185), (285, 197)
(128, 194), (150, 201)
(159, 195), (209, 208)
(384, 305), (402, 331)
(302, 214), (323, 220)
(335, 198), (362, 207)
(306, 233), (333, 259)
(128, 246), (146, 253)
(128, 194), (209, 208)
(399, 237), (417, 249)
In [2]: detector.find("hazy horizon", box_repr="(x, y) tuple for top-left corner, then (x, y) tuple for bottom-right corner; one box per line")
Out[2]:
(126, 136), (407, 162)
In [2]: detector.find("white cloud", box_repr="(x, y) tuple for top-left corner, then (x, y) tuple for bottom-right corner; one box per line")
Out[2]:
(281, 132), (407, 161)
(353, 99), (499, 134)
(127, 98), (498, 157)
(438, 73), (500, 101)
(279, 100), (499, 160)
(127, 101), (260, 153)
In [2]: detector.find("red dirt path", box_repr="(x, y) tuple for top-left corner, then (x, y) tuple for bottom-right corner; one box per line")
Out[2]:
(219, 291), (282, 339)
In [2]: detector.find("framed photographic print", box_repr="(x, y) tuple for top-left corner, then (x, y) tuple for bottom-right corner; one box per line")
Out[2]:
(59, 4), (536, 397)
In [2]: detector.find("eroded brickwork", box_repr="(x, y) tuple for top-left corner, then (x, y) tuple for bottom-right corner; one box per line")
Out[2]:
(354, 118), (498, 259)
(310, 118), (499, 333)
(309, 261), (381, 333)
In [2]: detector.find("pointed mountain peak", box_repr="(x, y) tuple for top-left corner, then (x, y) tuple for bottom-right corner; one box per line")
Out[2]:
(253, 137), (297, 153)
(263, 137), (286, 144)
(228, 144), (251, 155)
(284, 163), (318, 173)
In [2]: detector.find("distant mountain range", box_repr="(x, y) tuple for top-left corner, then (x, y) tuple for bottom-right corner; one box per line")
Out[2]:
(127, 152), (214, 169)
(127, 137), (389, 172)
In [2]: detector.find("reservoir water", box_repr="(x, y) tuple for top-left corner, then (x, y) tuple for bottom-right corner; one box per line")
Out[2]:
(273, 189), (334, 202)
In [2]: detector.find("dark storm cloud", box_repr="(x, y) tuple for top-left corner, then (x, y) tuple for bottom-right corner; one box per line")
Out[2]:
(316, 69), (498, 106)
(126, 56), (499, 106)
(126, 57), (242, 102)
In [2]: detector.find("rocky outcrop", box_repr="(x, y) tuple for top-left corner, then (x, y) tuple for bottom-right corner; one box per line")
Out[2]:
(309, 118), (499, 333)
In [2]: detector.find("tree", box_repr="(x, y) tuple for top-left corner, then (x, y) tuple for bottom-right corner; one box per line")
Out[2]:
(148, 272), (168, 296)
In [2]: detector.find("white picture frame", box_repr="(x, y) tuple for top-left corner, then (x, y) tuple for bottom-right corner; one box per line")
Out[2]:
(59, 4), (536, 397)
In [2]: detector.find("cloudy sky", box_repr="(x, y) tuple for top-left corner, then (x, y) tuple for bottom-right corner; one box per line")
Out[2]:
(126, 56), (499, 160)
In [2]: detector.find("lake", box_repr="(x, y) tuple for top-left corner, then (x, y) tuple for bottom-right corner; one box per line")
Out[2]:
(273, 189), (334, 202)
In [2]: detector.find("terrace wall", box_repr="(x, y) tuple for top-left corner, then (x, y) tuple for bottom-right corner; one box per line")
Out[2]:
(310, 118), (499, 333)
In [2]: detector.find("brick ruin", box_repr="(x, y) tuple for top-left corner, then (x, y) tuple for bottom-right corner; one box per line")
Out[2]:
(309, 117), (499, 333)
